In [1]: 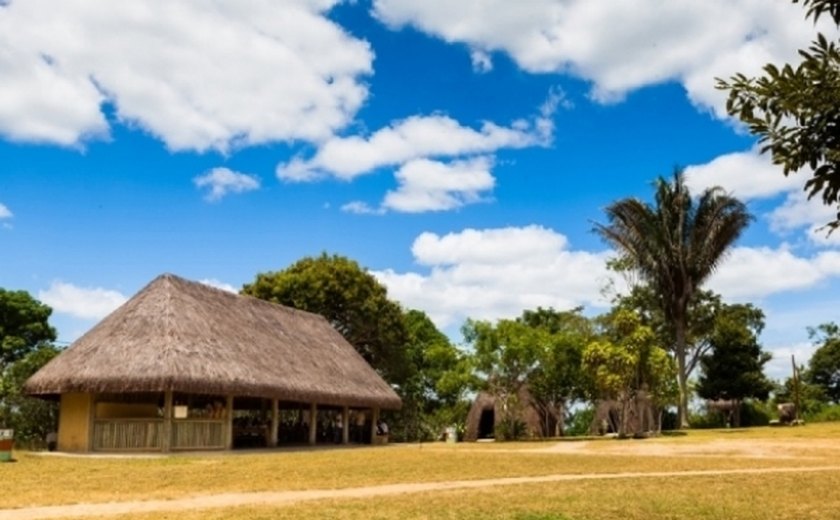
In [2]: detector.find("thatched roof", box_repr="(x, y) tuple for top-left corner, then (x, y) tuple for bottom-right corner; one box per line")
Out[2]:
(25, 274), (401, 409)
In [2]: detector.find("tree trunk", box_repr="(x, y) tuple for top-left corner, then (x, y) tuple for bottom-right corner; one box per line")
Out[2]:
(675, 319), (690, 429)
(556, 400), (565, 437)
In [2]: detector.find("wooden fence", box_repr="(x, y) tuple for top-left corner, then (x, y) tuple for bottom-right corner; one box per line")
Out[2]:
(92, 419), (225, 451)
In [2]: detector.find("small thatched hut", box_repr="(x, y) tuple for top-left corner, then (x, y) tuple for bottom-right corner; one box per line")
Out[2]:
(25, 274), (401, 452)
(463, 388), (547, 441)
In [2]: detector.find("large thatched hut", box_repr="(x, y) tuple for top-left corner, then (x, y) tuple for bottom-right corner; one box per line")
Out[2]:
(25, 274), (401, 452)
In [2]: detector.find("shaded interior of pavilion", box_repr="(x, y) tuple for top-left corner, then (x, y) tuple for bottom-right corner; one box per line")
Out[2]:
(84, 391), (385, 452)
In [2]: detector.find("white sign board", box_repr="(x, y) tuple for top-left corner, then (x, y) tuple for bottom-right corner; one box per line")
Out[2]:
(0, 429), (12, 441)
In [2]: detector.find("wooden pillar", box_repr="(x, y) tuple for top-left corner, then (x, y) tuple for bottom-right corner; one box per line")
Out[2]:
(225, 395), (234, 450)
(87, 393), (96, 452)
(341, 406), (350, 445)
(370, 406), (380, 444)
(308, 402), (318, 445)
(269, 399), (279, 448)
(162, 391), (173, 453)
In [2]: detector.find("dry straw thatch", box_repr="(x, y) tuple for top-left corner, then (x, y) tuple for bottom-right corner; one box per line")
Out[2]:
(25, 274), (401, 409)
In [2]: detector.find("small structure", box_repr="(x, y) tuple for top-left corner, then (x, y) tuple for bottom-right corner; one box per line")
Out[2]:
(590, 392), (657, 437)
(25, 274), (401, 452)
(463, 388), (546, 441)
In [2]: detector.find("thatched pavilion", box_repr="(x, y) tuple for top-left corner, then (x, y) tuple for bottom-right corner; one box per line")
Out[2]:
(25, 274), (401, 452)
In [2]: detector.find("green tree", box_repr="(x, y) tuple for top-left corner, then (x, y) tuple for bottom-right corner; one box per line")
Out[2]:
(464, 318), (543, 439)
(696, 304), (773, 426)
(0, 344), (60, 443)
(583, 310), (675, 437)
(242, 253), (410, 384)
(594, 171), (751, 428)
(717, 0), (840, 231)
(0, 289), (59, 442)
(518, 307), (592, 436)
(806, 322), (840, 402)
(612, 282), (722, 386)
(395, 310), (475, 441)
(0, 288), (57, 366)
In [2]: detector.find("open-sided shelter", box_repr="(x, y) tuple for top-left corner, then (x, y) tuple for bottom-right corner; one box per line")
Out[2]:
(25, 274), (401, 452)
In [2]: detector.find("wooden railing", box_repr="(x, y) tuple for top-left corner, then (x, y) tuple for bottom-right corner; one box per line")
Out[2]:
(171, 420), (225, 450)
(93, 419), (163, 451)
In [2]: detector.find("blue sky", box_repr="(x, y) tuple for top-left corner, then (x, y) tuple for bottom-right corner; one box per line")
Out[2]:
(1, 0), (838, 380)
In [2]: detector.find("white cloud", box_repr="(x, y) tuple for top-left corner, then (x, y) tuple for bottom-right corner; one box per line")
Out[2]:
(341, 201), (384, 215)
(39, 281), (127, 320)
(194, 167), (260, 201)
(373, 225), (616, 328)
(708, 246), (840, 299)
(686, 149), (840, 247)
(372, 0), (830, 115)
(0, 203), (11, 219)
(762, 341), (815, 382)
(470, 49), (493, 73)
(0, 0), (372, 151)
(199, 278), (238, 293)
(382, 157), (495, 213)
(684, 148), (802, 200)
(766, 188), (840, 246)
(278, 111), (552, 182)
(371, 225), (840, 330)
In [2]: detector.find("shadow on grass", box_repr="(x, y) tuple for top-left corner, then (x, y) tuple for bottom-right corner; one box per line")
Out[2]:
(660, 431), (688, 437)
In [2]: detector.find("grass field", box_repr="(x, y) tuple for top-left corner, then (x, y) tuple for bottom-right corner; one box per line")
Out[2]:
(4, 423), (840, 519)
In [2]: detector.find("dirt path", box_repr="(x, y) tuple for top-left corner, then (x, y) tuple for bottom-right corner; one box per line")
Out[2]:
(6, 465), (840, 520)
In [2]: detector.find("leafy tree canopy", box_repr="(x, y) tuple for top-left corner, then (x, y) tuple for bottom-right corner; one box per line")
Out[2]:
(696, 303), (773, 405)
(717, 0), (840, 231)
(0, 288), (57, 367)
(806, 321), (840, 402)
(0, 289), (59, 441)
(242, 253), (409, 384)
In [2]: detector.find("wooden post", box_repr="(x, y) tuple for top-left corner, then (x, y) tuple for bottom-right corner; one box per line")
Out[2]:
(370, 406), (380, 445)
(87, 393), (96, 452)
(792, 355), (801, 422)
(308, 403), (317, 445)
(269, 399), (279, 448)
(225, 395), (234, 450)
(162, 391), (173, 453)
(342, 406), (350, 445)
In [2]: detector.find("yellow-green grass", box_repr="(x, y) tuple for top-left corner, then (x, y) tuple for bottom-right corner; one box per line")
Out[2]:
(3, 422), (839, 513)
(110, 471), (840, 520)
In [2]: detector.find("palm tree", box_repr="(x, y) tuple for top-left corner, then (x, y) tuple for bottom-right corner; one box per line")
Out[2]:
(594, 170), (751, 428)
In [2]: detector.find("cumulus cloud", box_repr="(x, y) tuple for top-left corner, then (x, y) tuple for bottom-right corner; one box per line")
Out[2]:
(0, 203), (11, 219)
(39, 281), (127, 320)
(684, 148), (802, 200)
(281, 91), (559, 214)
(373, 225), (616, 328)
(277, 108), (553, 182)
(0, 0), (372, 150)
(199, 278), (238, 293)
(344, 157), (496, 214)
(369, 225), (840, 330)
(372, 0), (830, 115)
(708, 246), (840, 299)
(382, 157), (495, 213)
(686, 149), (840, 247)
(194, 167), (260, 201)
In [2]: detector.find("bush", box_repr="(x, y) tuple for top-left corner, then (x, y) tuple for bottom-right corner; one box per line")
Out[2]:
(807, 403), (840, 423)
(495, 417), (527, 441)
(565, 407), (594, 436)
